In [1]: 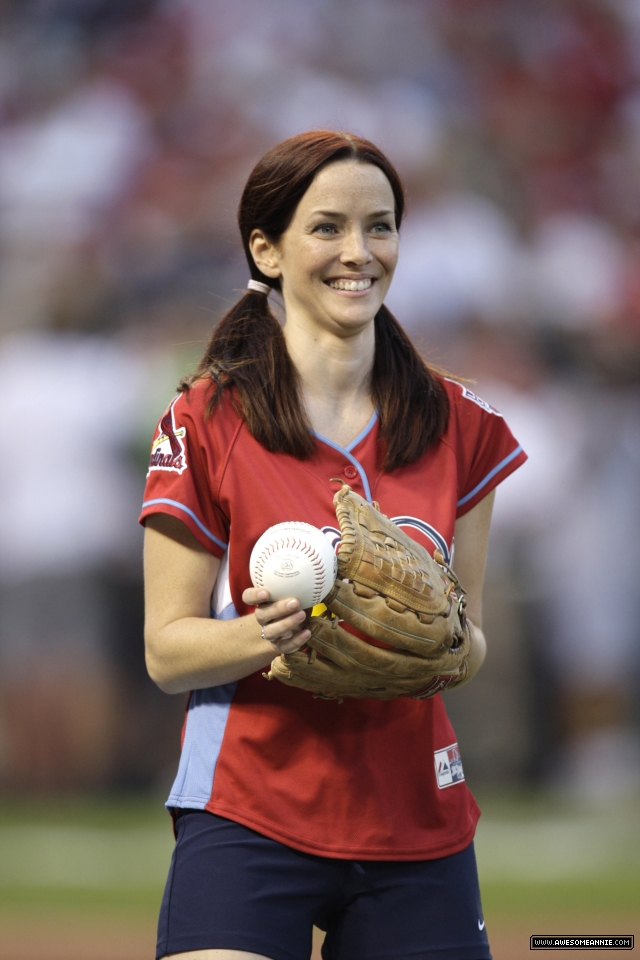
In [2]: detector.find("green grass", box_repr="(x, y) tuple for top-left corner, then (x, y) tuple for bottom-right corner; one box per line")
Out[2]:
(481, 877), (640, 919)
(0, 791), (638, 927)
(0, 794), (169, 918)
(0, 794), (169, 829)
(0, 885), (161, 913)
(474, 791), (640, 926)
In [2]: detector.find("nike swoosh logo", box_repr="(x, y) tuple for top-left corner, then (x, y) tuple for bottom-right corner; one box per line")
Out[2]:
(478, 920), (485, 930)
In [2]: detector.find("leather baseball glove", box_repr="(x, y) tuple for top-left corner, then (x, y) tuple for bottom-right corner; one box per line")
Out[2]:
(264, 483), (471, 701)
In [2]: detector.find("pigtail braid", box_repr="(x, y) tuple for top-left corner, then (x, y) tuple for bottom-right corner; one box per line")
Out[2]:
(181, 292), (316, 458)
(372, 305), (449, 471)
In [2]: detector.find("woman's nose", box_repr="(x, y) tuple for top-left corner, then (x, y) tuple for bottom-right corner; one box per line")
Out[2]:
(340, 228), (372, 265)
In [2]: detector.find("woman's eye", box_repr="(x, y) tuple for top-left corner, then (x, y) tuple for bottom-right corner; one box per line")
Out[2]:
(314, 223), (338, 235)
(371, 222), (393, 234)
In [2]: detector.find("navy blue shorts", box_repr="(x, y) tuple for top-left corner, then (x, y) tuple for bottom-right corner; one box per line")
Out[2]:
(157, 810), (491, 960)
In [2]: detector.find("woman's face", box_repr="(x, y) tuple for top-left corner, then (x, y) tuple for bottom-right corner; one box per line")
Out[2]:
(252, 160), (399, 338)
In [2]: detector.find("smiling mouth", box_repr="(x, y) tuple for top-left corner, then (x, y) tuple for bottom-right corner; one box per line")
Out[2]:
(327, 278), (373, 292)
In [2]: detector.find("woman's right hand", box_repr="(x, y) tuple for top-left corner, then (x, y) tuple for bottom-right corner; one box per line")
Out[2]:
(242, 588), (311, 655)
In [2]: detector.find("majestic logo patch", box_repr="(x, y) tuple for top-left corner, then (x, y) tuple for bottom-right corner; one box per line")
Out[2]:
(148, 399), (187, 475)
(434, 742), (465, 789)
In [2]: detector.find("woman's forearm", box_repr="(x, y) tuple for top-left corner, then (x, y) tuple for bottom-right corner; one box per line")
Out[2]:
(145, 613), (275, 694)
(144, 515), (278, 694)
(147, 615), (487, 697)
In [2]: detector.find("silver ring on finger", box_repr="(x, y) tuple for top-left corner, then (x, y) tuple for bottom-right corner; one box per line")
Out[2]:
(260, 627), (269, 642)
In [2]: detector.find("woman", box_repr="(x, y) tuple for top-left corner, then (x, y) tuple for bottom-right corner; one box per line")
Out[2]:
(141, 130), (526, 960)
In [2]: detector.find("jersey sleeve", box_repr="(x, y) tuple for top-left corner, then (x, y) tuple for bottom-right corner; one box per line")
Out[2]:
(139, 389), (229, 557)
(447, 381), (528, 518)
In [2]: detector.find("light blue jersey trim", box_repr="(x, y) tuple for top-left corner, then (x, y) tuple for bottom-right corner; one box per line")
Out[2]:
(215, 601), (239, 620)
(166, 683), (237, 810)
(166, 604), (240, 810)
(457, 445), (524, 508)
(313, 417), (376, 503)
(345, 410), (378, 452)
(142, 497), (227, 550)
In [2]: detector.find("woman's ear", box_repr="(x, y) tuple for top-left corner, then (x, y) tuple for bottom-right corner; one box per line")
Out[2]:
(249, 229), (281, 279)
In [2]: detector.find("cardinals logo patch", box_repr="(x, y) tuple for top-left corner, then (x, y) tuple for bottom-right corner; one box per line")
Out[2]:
(148, 399), (187, 475)
(434, 743), (465, 789)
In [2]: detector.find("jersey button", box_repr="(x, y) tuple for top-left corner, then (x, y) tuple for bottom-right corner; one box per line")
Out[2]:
(344, 465), (358, 479)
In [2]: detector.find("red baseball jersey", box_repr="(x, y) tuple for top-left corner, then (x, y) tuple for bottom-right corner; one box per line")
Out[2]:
(140, 377), (526, 860)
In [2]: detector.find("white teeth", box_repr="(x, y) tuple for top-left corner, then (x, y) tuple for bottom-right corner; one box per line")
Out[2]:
(328, 278), (372, 291)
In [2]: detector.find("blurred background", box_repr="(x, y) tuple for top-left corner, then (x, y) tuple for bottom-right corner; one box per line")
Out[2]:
(0, 0), (638, 957)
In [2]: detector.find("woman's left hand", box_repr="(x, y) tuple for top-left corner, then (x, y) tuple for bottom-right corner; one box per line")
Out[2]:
(242, 587), (312, 655)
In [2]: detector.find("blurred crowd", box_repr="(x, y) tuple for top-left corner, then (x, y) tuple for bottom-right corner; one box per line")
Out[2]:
(0, 0), (638, 800)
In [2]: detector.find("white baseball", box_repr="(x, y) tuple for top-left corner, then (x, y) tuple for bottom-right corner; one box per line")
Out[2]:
(249, 522), (337, 609)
